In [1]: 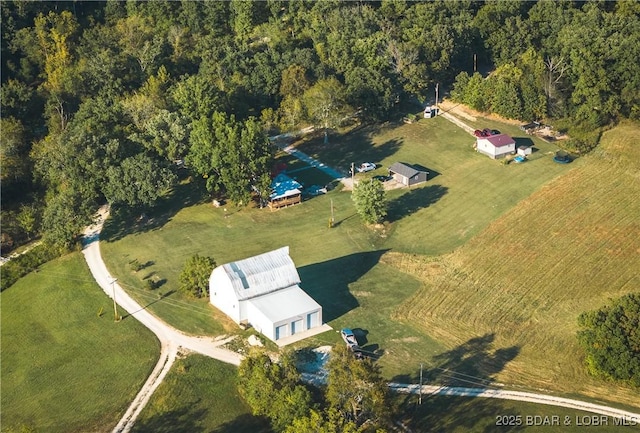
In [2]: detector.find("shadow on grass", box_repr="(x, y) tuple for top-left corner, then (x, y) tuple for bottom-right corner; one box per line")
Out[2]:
(299, 250), (389, 322)
(391, 334), (520, 388)
(387, 185), (448, 222)
(212, 413), (272, 433)
(121, 290), (176, 320)
(297, 125), (404, 170)
(332, 213), (356, 228)
(513, 136), (535, 149)
(397, 394), (525, 433)
(133, 408), (272, 433)
(102, 176), (209, 242)
(131, 407), (207, 433)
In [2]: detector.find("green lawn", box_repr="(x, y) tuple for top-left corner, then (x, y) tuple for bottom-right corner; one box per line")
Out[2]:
(100, 181), (449, 377)
(132, 355), (271, 433)
(0, 253), (160, 433)
(100, 183), (382, 335)
(296, 117), (574, 254)
(98, 117), (639, 413)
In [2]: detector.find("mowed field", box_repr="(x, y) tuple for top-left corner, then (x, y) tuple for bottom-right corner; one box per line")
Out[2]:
(386, 122), (640, 407)
(296, 116), (572, 254)
(98, 114), (639, 417)
(0, 253), (160, 433)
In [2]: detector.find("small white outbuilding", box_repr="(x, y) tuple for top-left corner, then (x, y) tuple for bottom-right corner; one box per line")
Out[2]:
(209, 246), (324, 343)
(476, 134), (516, 159)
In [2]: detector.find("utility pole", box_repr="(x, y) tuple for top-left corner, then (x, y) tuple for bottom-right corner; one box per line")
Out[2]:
(111, 278), (120, 322)
(351, 162), (355, 185)
(474, 53), (477, 73)
(419, 363), (423, 405)
(330, 199), (335, 228)
(435, 84), (439, 116)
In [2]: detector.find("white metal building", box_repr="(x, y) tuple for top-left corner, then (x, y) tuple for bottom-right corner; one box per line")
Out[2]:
(476, 134), (516, 159)
(209, 246), (323, 343)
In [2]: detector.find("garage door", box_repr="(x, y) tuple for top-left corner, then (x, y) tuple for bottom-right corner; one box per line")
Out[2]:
(307, 311), (318, 329)
(275, 324), (288, 340)
(291, 319), (303, 335)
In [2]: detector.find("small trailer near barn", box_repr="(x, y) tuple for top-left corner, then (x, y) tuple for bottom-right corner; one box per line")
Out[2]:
(517, 146), (533, 156)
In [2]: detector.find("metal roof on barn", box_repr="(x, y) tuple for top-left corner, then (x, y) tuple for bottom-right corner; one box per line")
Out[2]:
(220, 246), (301, 300)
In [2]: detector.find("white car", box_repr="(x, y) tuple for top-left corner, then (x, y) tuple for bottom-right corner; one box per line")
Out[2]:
(357, 162), (376, 173)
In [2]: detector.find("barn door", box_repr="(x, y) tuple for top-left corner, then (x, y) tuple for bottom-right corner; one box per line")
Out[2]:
(307, 312), (318, 329)
(275, 324), (287, 340)
(291, 319), (303, 335)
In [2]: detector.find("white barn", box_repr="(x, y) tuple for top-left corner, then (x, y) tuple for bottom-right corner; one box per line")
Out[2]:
(209, 246), (324, 343)
(476, 134), (516, 159)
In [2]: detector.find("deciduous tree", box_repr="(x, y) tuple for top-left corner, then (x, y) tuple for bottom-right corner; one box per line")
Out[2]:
(238, 351), (312, 432)
(103, 153), (176, 208)
(326, 344), (391, 429)
(178, 254), (216, 298)
(302, 77), (351, 136)
(577, 293), (640, 387)
(352, 179), (387, 225)
(187, 112), (273, 205)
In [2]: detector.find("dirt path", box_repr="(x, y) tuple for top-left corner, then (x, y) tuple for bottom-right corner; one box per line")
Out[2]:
(389, 384), (640, 422)
(81, 206), (240, 433)
(436, 102), (477, 136)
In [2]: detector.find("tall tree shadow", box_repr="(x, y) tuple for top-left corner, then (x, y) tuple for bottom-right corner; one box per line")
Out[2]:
(102, 175), (209, 242)
(391, 334), (520, 388)
(428, 334), (520, 387)
(296, 124), (404, 170)
(298, 250), (389, 322)
(398, 394), (525, 433)
(131, 407), (206, 433)
(212, 413), (272, 433)
(387, 185), (448, 222)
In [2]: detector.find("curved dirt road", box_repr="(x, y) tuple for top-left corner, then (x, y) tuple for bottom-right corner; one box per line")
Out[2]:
(83, 206), (640, 430)
(389, 384), (640, 422)
(82, 206), (240, 433)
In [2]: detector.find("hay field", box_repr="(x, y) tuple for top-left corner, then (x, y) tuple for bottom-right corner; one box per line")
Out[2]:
(387, 122), (640, 407)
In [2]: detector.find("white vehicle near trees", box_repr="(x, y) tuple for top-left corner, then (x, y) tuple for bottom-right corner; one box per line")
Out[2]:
(356, 162), (376, 173)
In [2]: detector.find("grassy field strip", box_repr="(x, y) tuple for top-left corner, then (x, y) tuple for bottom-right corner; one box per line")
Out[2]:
(0, 253), (160, 433)
(388, 123), (640, 407)
(130, 355), (270, 433)
(390, 384), (640, 420)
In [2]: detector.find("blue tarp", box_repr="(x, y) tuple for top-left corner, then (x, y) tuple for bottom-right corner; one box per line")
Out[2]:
(270, 173), (302, 200)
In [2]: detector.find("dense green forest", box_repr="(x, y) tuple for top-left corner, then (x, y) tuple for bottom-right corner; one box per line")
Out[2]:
(1, 0), (639, 255)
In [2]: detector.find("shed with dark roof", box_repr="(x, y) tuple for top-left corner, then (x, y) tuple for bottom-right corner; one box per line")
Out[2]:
(388, 162), (428, 187)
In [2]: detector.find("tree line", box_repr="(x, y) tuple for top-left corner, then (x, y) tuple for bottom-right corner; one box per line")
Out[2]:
(1, 0), (638, 253)
(238, 345), (391, 433)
